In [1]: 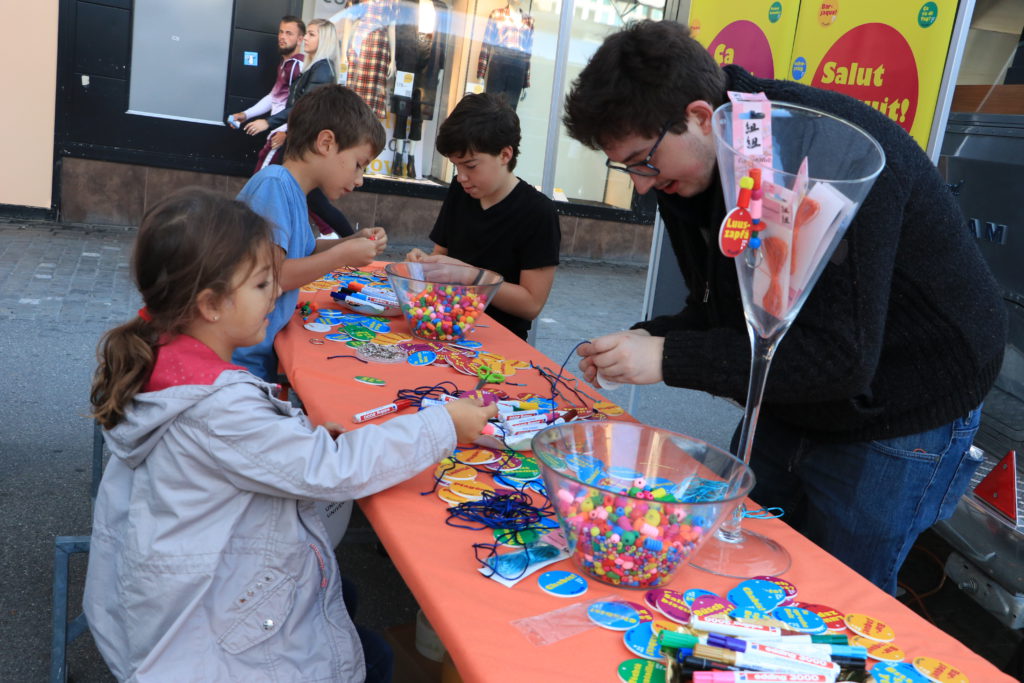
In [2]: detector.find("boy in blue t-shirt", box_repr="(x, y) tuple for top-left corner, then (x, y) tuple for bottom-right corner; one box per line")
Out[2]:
(235, 86), (387, 380)
(405, 93), (560, 340)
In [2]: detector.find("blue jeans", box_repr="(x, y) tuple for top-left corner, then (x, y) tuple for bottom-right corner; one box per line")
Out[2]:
(341, 576), (394, 683)
(739, 406), (984, 594)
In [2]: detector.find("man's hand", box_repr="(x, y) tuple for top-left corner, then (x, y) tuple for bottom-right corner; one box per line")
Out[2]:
(270, 131), (287, 149)
(352, 227), (387, 254)
(577, 329), (662, 387)
(244, 119), (270, 135)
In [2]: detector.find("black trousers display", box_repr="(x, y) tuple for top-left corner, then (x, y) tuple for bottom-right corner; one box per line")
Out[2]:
(485, 49), (529, 110)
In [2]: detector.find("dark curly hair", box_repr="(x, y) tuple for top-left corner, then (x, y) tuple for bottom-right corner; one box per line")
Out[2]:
(563, 20), (727, 149)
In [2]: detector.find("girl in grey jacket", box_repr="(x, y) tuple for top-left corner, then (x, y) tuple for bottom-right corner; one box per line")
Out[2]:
(85, 188), (495, 682)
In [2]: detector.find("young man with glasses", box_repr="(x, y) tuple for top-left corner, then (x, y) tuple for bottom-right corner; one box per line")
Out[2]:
(563, 20), (1006, 594)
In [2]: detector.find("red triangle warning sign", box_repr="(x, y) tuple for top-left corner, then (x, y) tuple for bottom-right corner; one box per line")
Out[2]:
(974, 450), (1019, 525)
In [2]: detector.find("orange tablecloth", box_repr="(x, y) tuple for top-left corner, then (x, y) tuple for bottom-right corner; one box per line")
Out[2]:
(277, 268), (1011, 683)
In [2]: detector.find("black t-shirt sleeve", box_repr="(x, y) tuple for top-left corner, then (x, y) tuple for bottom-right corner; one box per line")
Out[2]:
(516, 189), (561, 271)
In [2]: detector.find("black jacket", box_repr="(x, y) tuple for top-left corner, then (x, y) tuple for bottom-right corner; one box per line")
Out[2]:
(636, 65), (1006, 442)
(265, 59), (337, 130)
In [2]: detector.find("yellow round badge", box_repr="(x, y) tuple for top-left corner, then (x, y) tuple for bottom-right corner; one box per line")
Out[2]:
(912, 656), (969, 683)
(437, 487), (469, 506)
(843, 613), (895, 642)
(447, 479), (495, 501)
(435, 461), (477, 483)
(849, 634), (904, 661)
(455, 448), (500, 466)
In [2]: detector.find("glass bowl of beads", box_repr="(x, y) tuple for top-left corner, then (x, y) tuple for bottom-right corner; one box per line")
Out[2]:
(531, 421), (754, 589)
(386, 262), (503, 343)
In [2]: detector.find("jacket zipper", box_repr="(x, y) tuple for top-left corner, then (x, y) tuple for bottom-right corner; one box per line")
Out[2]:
(309, 543), (328, 589)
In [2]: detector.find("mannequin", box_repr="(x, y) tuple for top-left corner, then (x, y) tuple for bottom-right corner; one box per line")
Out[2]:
(390, 0), (450, 177)
(340, 0), (397, 120)
(477, 0), (534, 110)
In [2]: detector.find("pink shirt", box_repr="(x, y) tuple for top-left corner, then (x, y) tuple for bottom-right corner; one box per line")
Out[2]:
(144, 335), (244, 392)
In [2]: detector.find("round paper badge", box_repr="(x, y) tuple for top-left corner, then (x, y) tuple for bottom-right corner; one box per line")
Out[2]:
(325, 332), (351, 343)
(437, 487), (469, 506)
(621, 601), (655, 623)
(504, 459), (542, 481)
(314, 316), (341, 326)
(345, 325), (377, 341)
(682, 589), (719, 607)
(353, 376), (385, 386)
(435, 461), (477, 482)
(447, 479), (494, 501)
(912, 656), (969, 683)
(537, 570), (587, 598)
(453, 339), (483, 349)
(771, 605), (827, 634)
(729, 607), (776, 624)
(617, 657), (666, 683)
(360, 319), (391, 333)
(649, 619), (685, 635)
(652, 590), (691, 624)
(492, 474), (527, 491)
(794, 602), (846, 632)
(494, 528), (539, 547)
(454, 448), (499, 466)
(408, 350), (437, 366)
(346, 340), (367, 348)
(644, 588), (669, 611)
(728, 579), (787, 612)
(587, 601), (642, 631)
(849, 634), (905, 662)
(871, 661), (931, 683)
(304, 322), (332, 333)
(690, 595), (736, 620)
(753, 575), (798, 604)
(844, 613), (896, 642)
(622, 622), (663, 661)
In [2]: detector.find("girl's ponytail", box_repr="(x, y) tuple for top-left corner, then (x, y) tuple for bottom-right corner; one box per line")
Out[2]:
(91, 314), (160, 429)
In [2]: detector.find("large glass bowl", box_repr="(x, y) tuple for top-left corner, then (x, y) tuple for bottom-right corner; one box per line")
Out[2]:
(386, 262), (503, 343)
(532, 421), (755, 589)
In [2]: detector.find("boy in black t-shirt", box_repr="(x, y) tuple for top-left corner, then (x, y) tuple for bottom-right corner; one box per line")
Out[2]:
(405, 93), (560, 340)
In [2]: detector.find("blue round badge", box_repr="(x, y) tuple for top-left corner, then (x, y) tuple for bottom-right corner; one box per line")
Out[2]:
(728, 579), (787, 612)
(871, 662), (930, 683)
(325, 332), (351, 343)
(537, 570), (588, 597)
(408, 350), (437, 366)
(587, 601), (642, 631)
(314, 316), (340, 326)
(730, 607), (774, 622)
(360, 319), (391, 333)
(682, 589), (718, 607)
(622, 621), (663, 661)
(771, 606), (828, 634)
(453, 339), (483, 349)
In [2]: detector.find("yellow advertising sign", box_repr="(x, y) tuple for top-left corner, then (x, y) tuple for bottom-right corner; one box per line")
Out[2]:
(688, 1), (800, 81)
(788, 1), (956, 148)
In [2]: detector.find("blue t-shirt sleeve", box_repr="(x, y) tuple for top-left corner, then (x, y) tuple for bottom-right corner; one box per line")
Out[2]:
(237, 175), (297, 254)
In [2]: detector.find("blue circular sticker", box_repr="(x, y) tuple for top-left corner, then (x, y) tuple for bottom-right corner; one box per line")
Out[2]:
(314, 316), (340, 326)
(587, 601), (642, 631)
(453, 339), (483, 349)
(325, 333), (351, 343)
(771, 606), (828, 634)
(622, 622), (662, 661)
(730, 607), (774, 622)
(682, 589), (718, 607)
(871, 662), (930, 683)
(360, 319), (391, 333)
(408, 350), (437, 366)
(792, 56), (807, 80)
(728, 579), (787, 612)
(537, 570), (588, 597)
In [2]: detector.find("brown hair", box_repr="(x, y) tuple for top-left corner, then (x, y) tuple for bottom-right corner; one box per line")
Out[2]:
(91, 188), (276, 428)
(284, 84), (386, 162)
(280, 14), (305, 37)
(436, 93), (521, 171)
(563, 20), (728, 149)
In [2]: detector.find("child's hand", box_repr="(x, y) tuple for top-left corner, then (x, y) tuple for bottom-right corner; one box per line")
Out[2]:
(333, 237), (377, 267)
(353, 227), (388, 254)
(444, 398), (498, 443)
(405, 247), (428, 262)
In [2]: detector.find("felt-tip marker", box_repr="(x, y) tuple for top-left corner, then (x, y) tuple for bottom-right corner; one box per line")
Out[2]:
(352, 399), (413, 423)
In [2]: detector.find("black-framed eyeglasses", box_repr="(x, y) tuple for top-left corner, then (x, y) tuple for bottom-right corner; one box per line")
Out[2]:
(605, 121), (676, 177)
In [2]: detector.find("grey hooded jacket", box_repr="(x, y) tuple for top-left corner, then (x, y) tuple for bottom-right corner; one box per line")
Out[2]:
(84, 370), (455, 681)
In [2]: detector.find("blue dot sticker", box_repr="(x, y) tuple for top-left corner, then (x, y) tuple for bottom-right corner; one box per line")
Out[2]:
(537, 570), (587, 597)
(587, 601), (641, 631)
(771, 605), (828, 634)
(622, 621), (663, 661)
(871, 662), (931, 683)
(728, 579), (787, 612)
(792, 56), (807, 80)
(682, 589), (718, 607)
(408, 350), (437, 366)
